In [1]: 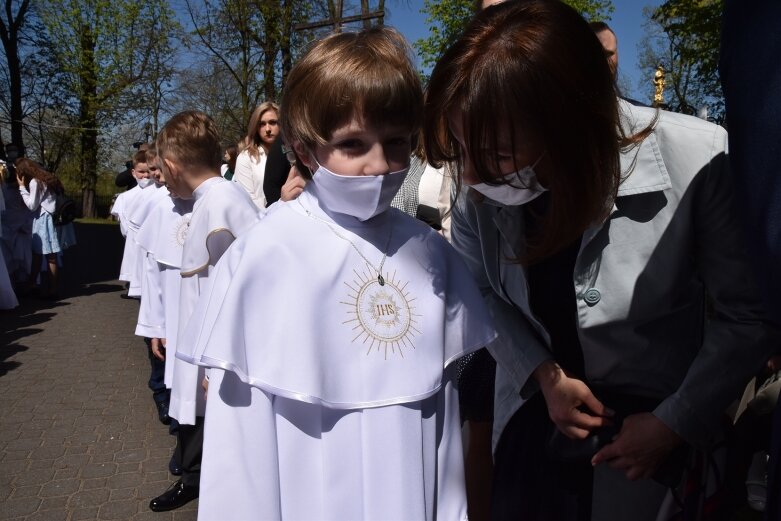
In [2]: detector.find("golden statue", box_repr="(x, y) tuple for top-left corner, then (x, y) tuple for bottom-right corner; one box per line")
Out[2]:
(653, 65), (666, 106)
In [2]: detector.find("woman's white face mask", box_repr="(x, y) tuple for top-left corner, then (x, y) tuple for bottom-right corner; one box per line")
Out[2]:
(310, 162), (409, 221)
(469, 156), (546, 206)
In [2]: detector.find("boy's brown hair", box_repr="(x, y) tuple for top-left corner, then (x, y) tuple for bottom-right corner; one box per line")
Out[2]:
(132, 150), (147, 167)
(281, 27), (423, 177)
(156, 111), (222, 171)
(145, 143), (158, 162)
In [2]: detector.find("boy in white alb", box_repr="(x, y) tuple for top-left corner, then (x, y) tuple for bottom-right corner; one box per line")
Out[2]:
(127, 148), (169, 297)
(177, 28), (496, 520)
(115, 150), (152, 293)
(134, 150), (194, 475)
(148, 111), (260, 513)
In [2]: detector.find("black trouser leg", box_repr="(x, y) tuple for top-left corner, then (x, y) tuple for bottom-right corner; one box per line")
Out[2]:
(174, 416), (204, 488)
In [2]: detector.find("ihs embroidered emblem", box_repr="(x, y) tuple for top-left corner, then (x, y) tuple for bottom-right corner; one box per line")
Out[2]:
(342, 268), (421, 359)
(173, 216), (191, 247)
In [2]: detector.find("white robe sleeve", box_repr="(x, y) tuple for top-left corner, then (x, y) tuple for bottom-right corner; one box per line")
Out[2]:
(135, 252), (165, 339)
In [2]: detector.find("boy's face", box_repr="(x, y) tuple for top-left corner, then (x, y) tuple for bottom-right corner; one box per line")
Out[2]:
(258, 110), (280, 147)
(132, 162), (150, 180)
(148, 157), (163, 185)
(296, 115), (411, 177)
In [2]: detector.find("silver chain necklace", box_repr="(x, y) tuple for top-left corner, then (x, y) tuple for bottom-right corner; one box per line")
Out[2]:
(297, 200), (392, 286)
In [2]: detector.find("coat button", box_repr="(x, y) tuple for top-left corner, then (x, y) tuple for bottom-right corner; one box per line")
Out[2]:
(584, 288), (601, 306)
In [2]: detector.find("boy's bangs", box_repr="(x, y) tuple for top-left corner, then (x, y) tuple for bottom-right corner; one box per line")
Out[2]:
(315, 64), (422, 138)
(359, 68), (422, 131)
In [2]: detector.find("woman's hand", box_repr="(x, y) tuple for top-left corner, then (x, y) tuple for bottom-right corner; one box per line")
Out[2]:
(280, 166), (306, 202)
(534, 360), (614, 439)
(591, 413), (682, 480)
(15, 172), (24, 187)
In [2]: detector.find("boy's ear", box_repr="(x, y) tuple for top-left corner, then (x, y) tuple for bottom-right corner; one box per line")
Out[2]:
(291, 141), (314, 170)
(163, 158), (178, 176)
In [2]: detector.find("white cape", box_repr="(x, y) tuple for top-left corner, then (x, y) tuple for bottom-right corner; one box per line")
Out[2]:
(116, 186), (143, 281)
(169, 177), (260, 425)
(135, 194), (193, 387)
(178, 187), (496, 519)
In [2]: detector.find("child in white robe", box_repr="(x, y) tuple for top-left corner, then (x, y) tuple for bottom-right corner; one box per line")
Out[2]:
(177, 28), (496, 520)
(148, 110), (261, 513)
(134, 178), (194, 476)
(127, 148), (169, 298)
(115, 150), (153, 292)
(134, 190), (193, 392)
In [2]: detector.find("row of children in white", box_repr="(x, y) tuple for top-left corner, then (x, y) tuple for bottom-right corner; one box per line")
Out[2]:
(111, 27), (496, 520)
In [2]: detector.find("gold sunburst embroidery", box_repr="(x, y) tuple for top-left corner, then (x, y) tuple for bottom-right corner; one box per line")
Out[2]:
(341, 267), (422, 360)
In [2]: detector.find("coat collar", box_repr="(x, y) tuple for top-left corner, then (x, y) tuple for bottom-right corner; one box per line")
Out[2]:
(616, 100), (672, 198)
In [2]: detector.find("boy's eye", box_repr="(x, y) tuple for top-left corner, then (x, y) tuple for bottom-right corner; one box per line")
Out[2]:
(337, 139), (363, 149)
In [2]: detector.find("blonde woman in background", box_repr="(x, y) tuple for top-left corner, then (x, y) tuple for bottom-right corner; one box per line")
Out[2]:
(233, 101), (279, 209)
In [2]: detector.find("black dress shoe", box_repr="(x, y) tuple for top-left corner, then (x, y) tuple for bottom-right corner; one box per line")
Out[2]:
(169, 453), (182, 476)
(149, 480), (199, 512)
(156, 401), (171, 425)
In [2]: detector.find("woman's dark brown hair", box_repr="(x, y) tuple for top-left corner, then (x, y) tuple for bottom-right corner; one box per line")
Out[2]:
(14, 158), (64, 195)
(425, 0), (645, 262)
(226, 145), (238, 173)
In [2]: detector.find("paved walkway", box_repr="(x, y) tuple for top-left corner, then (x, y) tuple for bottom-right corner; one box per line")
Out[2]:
(1, 222), (197, 521)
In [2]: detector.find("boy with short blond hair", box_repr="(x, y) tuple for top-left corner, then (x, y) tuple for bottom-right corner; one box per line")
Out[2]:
(148, 111), (260, 512)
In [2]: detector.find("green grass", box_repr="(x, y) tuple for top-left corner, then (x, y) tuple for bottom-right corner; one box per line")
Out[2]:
(74, 217), (119, 225)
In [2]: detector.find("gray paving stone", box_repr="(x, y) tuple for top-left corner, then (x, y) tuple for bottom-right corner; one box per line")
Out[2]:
(68, 489), (110, 509)
(80, 463), (117, 479)
(97, 499), (139, 520)
(38, 478), (81, 497)
(25, 510), (69, 521)
(108, 488), (135, 501)
(13, 468), (55, 486)
(38, 496), (69, 511)
(10, 485), (40, 499)
(0, 497), (41, 519)
(70, 507), (99, 520)
(0, 229), (186, 521)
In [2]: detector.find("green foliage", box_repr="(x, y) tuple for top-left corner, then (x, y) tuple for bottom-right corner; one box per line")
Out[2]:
(37, 0), (176, 216)
(414, 0), (474, 71)
(642, 0), (723, 118)
(415, 0), (614, 73)
(181, 0), (321, 134)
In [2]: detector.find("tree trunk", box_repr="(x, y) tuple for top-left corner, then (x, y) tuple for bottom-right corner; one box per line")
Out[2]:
(79, 111), (98, 218)
(0, 0), (29, 151)
(6, 37), (24, 149)
(79, 25), (99, 218)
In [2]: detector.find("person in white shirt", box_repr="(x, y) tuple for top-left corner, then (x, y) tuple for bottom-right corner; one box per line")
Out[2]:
(15, 158), (67, 298)
(233, 101), (280, 209)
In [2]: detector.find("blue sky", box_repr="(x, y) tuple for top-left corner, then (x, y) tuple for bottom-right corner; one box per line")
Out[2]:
(384, 0), (662, 102)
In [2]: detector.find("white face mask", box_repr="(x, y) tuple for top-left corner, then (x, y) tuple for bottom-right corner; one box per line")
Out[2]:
(137, 178), (153, 188)
(469, 157), (546, 206)
(310, 162), (409, 221)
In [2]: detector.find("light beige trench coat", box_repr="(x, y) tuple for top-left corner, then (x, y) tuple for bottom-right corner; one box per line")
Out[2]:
(451, 100), (777, 519)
